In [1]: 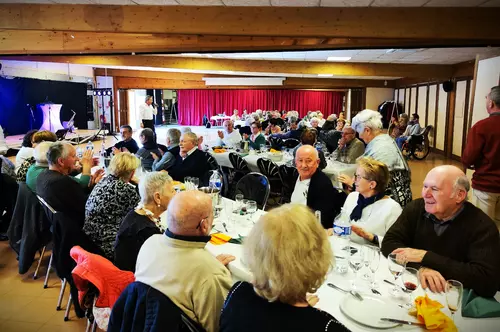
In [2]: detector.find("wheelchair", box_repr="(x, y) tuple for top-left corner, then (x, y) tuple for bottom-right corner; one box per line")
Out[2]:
(401, 125), (432, 160)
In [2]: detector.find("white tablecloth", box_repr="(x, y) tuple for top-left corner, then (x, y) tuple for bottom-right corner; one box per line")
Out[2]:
(323, 160), (357, 188)
(211, 115), (231, 126)
(210, 150), (293, 173)
(207, 208), (500, 332)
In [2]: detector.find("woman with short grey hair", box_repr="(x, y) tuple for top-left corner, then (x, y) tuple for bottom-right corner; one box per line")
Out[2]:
(114, 171), (176, 272)
(26, 141), (53, 193)
(345, 109), (412, 207)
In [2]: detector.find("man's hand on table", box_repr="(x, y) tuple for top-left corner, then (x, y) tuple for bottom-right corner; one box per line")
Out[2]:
(419, 267), (447, 293)
(216, 254), (236, 267)
(392, 247), (427, 264)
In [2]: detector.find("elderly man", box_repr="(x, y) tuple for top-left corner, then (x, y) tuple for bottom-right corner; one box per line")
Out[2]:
(106, 125), (139, 155)
(382, 165), (500, 297)
(135, 190), (234, 332)
(463, 86), (500, 229)
(270, 118), (301, 140)
(217, 120), (242, 148)
(332, 126), (365, 164)
(139, 95), (157, 132)
(167, 132), (210, 182)
(36, 142), (104, 227)
(291, 145), (345, 229)
(151, 128), (181, 172)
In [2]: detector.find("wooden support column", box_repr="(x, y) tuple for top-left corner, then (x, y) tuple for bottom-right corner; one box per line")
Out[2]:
(445, 80), (457, 159)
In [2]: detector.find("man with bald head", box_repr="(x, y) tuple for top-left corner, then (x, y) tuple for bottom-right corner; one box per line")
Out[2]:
(332, 125), (365, 164)
(135, 190), (234, 332)
(382, 165), (500, 297)
(291, 145), (344, 228)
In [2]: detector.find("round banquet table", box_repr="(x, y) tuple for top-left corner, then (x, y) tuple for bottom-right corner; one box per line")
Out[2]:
(205, 198), (500, 332)
(211, 115), (231, 127)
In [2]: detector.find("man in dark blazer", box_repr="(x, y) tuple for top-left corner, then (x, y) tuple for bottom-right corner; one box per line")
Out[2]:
(167, 132), (211, 183)
(290, 145), (345, 228)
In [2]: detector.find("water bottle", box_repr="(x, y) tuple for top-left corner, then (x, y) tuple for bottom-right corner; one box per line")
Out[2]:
(332, 208), (352, 274)
(209, 171), (223, 217)
(86, 141), (94, 152)
(209, 170), (222, 193)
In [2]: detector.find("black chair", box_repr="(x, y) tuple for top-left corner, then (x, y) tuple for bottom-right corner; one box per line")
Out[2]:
(268, 136), (283, 150)
(282, 138), (300, 149)
(278, 164), (299, 203)
(205, 152), (219, 171)
(256, 158), (282, 206)
(235, 172), (270, 210)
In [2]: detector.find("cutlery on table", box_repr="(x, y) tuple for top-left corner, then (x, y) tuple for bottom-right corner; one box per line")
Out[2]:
(383, 279), (411, 293)
(327, 283), (364, 301)
(371, 288), (381, 296)
(380, 318), (425, 326)
(222, 222), (228, 232)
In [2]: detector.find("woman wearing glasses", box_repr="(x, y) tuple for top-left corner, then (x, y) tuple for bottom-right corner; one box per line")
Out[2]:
(334, 157), (402, 246)
(243, 121), (266, 150)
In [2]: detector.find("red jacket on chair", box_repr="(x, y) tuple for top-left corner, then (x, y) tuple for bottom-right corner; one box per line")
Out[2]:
(70, 246), (135, 308)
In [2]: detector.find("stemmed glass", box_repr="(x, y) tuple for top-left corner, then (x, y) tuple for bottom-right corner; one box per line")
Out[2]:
(184, 177), (192, 190)
(191, 177), (200, 190)
(235, 194), (244, 214)
(349, 249), (363, 290)
(446, 280), (463, 322)
(368, 246), (381, 289)
(361, 246), (372, 280)
(388, 253), (407, 296)
(402, 267), (420, 308)
(246, 200), (257, 224)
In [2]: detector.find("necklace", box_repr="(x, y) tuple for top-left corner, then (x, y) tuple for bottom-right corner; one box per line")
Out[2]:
(137, 204), (165, 232)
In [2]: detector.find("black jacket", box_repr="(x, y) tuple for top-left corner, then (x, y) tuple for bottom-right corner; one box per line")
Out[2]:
(108, 281), (204, 332)
(167, 149), (210, 183)
(8, 183), (51, 274)
(106, 138), (140, 155)
(306, 169), (345, 229)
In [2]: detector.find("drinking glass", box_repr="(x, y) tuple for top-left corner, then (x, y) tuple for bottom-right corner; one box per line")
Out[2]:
(191, 177), (200, 190)
(349, 249), (363, 290)
(246, 200), (257, 223)
(259, 144), (266, 153)
(388, 253), (406, 296)
(368, 246), (381, 289)
(402, 267), (420, 308)
(184, 177), (192, 190)
(446, 280), (463, 322)
(241, 199), (248, 215)
(361, 245), (372, 280)
(235, 194), (244, 213)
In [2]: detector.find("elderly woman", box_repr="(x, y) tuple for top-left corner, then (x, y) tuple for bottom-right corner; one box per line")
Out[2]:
(16, 130), (58, 182)
(345, 109), (412, 207)
(334, 157), (402, 245)
(83, 152), (141, 260)
(25, 142), (53, 193)
(135, 128), (161, 171)
(243, 121), (266, 150)
(220, 204), (349, 332)
(15, 129), (38, 173)
(114, 172), (176, 272)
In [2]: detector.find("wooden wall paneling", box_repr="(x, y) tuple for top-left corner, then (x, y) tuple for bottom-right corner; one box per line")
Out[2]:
(461, 80), (472, 156)
(436, 84), (447, 151)
(424, 84), (430, 127)
(467, 55), (481, 136)
(428, 84), (437, 148)
(410, 86), (417, 115)
(405, 88), (411, 114)
(445, 80), (457, 158)
(452, 80), (467, 157)
(398, 88), (405, 110)
(417, 85), (427, 122)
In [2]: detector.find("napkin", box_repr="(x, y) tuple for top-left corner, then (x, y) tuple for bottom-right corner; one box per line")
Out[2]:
(462, 288), (500, 318)
(414, 295), (457, 332)
(213, 148), (226, 153)
(210, 233), (231, 245)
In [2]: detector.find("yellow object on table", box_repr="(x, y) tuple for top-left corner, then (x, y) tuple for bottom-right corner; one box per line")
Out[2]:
(414, 295), (457, 332)
(213, 148), (227, 153)
(172, 181), (185, 191)
(210, 233), (231, 245)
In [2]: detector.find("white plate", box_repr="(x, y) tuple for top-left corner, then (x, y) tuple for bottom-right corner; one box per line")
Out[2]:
(339, 294), (402, 329)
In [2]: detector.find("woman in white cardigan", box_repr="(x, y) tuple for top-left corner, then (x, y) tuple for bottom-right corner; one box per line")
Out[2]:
(339, 157), (402, 246)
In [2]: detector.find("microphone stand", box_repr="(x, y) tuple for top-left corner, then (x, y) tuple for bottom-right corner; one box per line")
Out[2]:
(27, 104), (36, 130)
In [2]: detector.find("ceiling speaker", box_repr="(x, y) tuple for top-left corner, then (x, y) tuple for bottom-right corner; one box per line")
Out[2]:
(443, 81), (454, 93)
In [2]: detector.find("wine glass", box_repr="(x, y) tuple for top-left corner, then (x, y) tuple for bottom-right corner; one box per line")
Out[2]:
(246, 200), (257, 224)
(388, 253), (406, 296)
(349, 249), (363, 290)
(184, 177), (192, 190)
(402, 267), (419, 308)
(368, 246), (381, 289)
(235, 194), (244, 213)
(446, 280), (463, 322)
(191, 177), (200, 190)
(361, 245), (372, 280)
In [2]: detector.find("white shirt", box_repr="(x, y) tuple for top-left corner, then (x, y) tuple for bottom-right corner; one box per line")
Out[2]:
(217, 130), (242, 148)
(182, 146), (198, 160)
(230, 115), (240, 121)
(15, 146), (34, 173)
(138, 103), (157, 120)
(290, 177), (311, 205)
(340, 192), (402, 245)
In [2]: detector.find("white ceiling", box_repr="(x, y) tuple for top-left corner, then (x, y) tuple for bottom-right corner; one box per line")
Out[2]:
(3, 0), (500, 6)
(163, 47), (500, 65)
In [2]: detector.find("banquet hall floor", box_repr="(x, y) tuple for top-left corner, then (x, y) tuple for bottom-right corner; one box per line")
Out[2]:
(0, 124), (463, 331)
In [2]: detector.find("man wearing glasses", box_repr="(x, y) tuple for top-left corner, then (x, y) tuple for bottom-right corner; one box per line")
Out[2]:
(332, 126), (365, 164)
(135, 190), (235, 332)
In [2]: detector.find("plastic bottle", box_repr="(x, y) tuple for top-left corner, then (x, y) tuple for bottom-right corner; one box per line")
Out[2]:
(332, 208), (352, 274)
(209, 170), (222, 193)
(86, 141), (94, 152)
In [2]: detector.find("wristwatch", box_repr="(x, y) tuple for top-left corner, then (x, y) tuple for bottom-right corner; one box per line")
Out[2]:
(371, 235), (379, 245)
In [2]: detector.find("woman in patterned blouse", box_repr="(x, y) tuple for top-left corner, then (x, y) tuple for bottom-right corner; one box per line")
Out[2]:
(83, 152), (141, 260)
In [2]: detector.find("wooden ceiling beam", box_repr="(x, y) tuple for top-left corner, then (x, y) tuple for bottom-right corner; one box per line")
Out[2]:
(0, 55), (454, 79)
(0, 4), (498, 42)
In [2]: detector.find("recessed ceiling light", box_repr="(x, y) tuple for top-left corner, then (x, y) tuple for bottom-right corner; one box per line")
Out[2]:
(326, 56), (351, 62)
(318, 74), (333, 77)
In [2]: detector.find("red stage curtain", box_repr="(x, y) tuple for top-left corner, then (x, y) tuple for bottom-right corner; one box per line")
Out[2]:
(177, 89), (344, 125)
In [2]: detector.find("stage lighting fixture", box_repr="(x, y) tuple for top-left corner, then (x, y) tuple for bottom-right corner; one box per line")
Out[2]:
(97, 91), (102, 96)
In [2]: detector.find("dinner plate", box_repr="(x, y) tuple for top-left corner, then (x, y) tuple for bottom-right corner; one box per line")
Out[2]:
(339, 294), (401, 329)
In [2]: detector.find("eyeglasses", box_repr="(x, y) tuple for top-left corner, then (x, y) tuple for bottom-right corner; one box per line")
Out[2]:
(354, 174), (369, 181)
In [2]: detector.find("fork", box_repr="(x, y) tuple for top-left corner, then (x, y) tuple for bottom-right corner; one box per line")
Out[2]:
(371, 288), (382, 296)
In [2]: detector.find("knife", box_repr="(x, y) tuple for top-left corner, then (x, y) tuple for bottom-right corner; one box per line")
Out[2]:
(380, 318), (425, 326)
(327, 283), (364, 301)
(383, 279), (410, 293)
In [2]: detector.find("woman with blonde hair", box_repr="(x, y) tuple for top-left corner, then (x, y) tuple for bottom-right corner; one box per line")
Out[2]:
(220, 204), (349, 332)
(114, 171), (176, 272)
(334, 157), (402, 246)
(83, 152), (141, 260)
